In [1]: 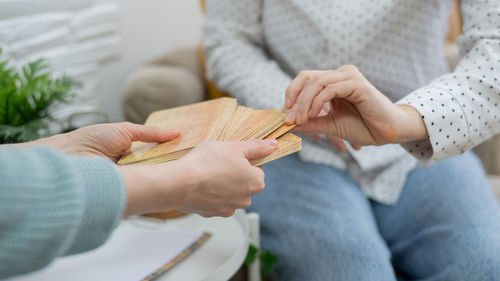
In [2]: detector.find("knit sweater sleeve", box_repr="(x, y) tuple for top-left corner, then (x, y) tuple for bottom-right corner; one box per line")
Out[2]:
(0, 147), (126, 279)
(203, 0), (292, 109)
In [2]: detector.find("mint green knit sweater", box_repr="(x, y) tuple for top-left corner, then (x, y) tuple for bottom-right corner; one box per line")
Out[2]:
(0, 147), (126, 279)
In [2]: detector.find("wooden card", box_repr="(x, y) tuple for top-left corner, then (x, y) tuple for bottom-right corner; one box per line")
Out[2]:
(229, 110), (286, 141)
(118, 98), (237, 165)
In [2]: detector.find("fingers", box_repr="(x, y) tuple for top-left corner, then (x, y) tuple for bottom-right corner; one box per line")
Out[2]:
(326, 135), (347, 152)
(351, 143), (362, 151)
(304, 132), (322, 141)
(309, 80), (357, 118)
(239, 139), (278, 160)
(285, 71), (314, 109)
(248, 167), (266, 195)
(123, 122), (180, 143)
(294, 116), (338, 135)
(294, 72), (350, 124)
(286, 70), (352, 124)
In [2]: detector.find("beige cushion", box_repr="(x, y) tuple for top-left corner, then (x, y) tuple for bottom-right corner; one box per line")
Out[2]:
(489, 175), (500, 202)
(123, 64), (204, 124)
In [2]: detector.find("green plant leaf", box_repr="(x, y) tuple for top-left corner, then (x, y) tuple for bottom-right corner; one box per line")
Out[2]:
(260, 250), (278, 275)
(244, 244), (259, 265)
(0, 51), (79, 143)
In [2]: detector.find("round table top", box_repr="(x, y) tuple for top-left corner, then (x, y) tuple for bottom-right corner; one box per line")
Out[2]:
(157, 210), (249, 281)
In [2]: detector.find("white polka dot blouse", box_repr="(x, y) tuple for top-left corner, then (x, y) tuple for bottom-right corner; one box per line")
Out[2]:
(203, 0), (500, 204)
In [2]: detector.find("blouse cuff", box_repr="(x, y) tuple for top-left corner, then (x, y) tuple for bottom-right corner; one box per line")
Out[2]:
(397, 86), (470, 165)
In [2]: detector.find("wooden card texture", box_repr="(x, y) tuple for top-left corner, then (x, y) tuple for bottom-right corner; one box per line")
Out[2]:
(228, 110), (285, 141)
(265, 124), (296, 140)
(118, 98), (237, 165)
(218, 106), (253, 141)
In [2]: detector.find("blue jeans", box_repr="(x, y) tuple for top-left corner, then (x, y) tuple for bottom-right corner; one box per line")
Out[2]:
(249, 152), (500, 281)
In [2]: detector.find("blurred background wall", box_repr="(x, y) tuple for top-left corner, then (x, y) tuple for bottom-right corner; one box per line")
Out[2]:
(0, 0), (203, 122)
(99, 0), (203, 122)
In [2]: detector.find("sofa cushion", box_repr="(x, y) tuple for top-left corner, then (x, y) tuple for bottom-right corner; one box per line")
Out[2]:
(489, 175), (500, 202)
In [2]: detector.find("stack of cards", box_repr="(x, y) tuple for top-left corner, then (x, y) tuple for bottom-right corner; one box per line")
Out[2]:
(118, 97), (302, 167)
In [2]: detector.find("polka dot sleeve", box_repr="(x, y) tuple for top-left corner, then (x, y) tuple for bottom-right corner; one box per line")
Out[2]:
(397, 0), (500, 165)
(203, 0), (292, 110)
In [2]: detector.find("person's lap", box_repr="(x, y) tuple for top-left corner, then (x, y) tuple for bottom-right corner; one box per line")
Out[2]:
(372, 151), (500, 281)
(249, 152), (500, 281)
(248, 154), (396, 281)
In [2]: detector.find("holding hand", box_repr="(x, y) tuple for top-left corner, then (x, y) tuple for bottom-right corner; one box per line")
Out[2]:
(121, 139), (278, 218)
(284, 65), (429, 146)
(24, 122), (180, 162)
(7, 122), (278, 218)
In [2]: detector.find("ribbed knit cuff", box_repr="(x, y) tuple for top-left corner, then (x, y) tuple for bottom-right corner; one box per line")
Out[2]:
(65, 156), (126, 254)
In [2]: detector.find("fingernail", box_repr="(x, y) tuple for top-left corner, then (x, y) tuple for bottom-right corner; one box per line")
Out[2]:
(285, 111), (296, 124)
(285, 97), (291, 108)
(266, 139), (278, 146)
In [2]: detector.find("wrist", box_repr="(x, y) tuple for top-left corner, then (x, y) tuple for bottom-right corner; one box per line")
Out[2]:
(120, 165), (153, 217)
(120, 160), (191, 217)
(395, 104), (429, 143)
(34, 132), (76, 153)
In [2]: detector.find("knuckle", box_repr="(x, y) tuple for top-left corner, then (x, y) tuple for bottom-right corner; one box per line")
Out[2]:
(120, 122), (134, 130)
(298, 70), (309, 77)
(341, 64), (358, 73)
(324, 84), (336, 94)
(254, 177), (266, 192)
(299, 70), (316, 81)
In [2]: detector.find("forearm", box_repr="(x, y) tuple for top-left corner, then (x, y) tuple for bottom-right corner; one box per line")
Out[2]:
(0, 147), (125, 279)
(1, 132), (76, 153)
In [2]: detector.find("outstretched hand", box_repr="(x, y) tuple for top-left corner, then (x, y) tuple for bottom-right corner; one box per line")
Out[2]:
(121, 139), (278, 218)
(27, 122), (180, 162)
(284, 65), (428, 146)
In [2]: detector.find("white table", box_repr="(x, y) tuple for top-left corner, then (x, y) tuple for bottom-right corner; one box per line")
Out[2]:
(156, 210), (250, 281)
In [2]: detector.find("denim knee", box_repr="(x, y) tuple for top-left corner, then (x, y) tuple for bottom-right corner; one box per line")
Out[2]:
(448, 231), (500, 281)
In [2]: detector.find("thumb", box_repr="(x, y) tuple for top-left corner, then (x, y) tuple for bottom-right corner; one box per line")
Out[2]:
(123, 123), (180, 143)
(239, 139), (278, 160)
(294, 116), (338, 136)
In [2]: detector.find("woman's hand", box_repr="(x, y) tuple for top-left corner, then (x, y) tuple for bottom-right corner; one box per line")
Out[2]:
(121, 139), (278, 218)
(27, 122), (180, 162)
(284, 65), (428, 146)
(303, 102), (362, 152)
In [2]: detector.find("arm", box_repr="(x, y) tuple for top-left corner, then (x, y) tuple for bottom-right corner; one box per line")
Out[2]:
(0, 148), (126, 279)
(285, 1), (499, 165)
(396, 0), (500, 164)
(0, 122), (277, 278)
(122, 139), (278, 218)
(204, 0), (292, 109)
(3, 122), (180, 162)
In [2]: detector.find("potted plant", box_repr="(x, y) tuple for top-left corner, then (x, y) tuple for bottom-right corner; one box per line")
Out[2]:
(0, 49), (79, 144)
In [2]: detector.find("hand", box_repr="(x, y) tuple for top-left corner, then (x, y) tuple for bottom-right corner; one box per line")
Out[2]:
(284, 65), (428, 146)
(32, 122), (180, 162)
(302, 103), (362, 152)
(121, 139), (278, 218)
